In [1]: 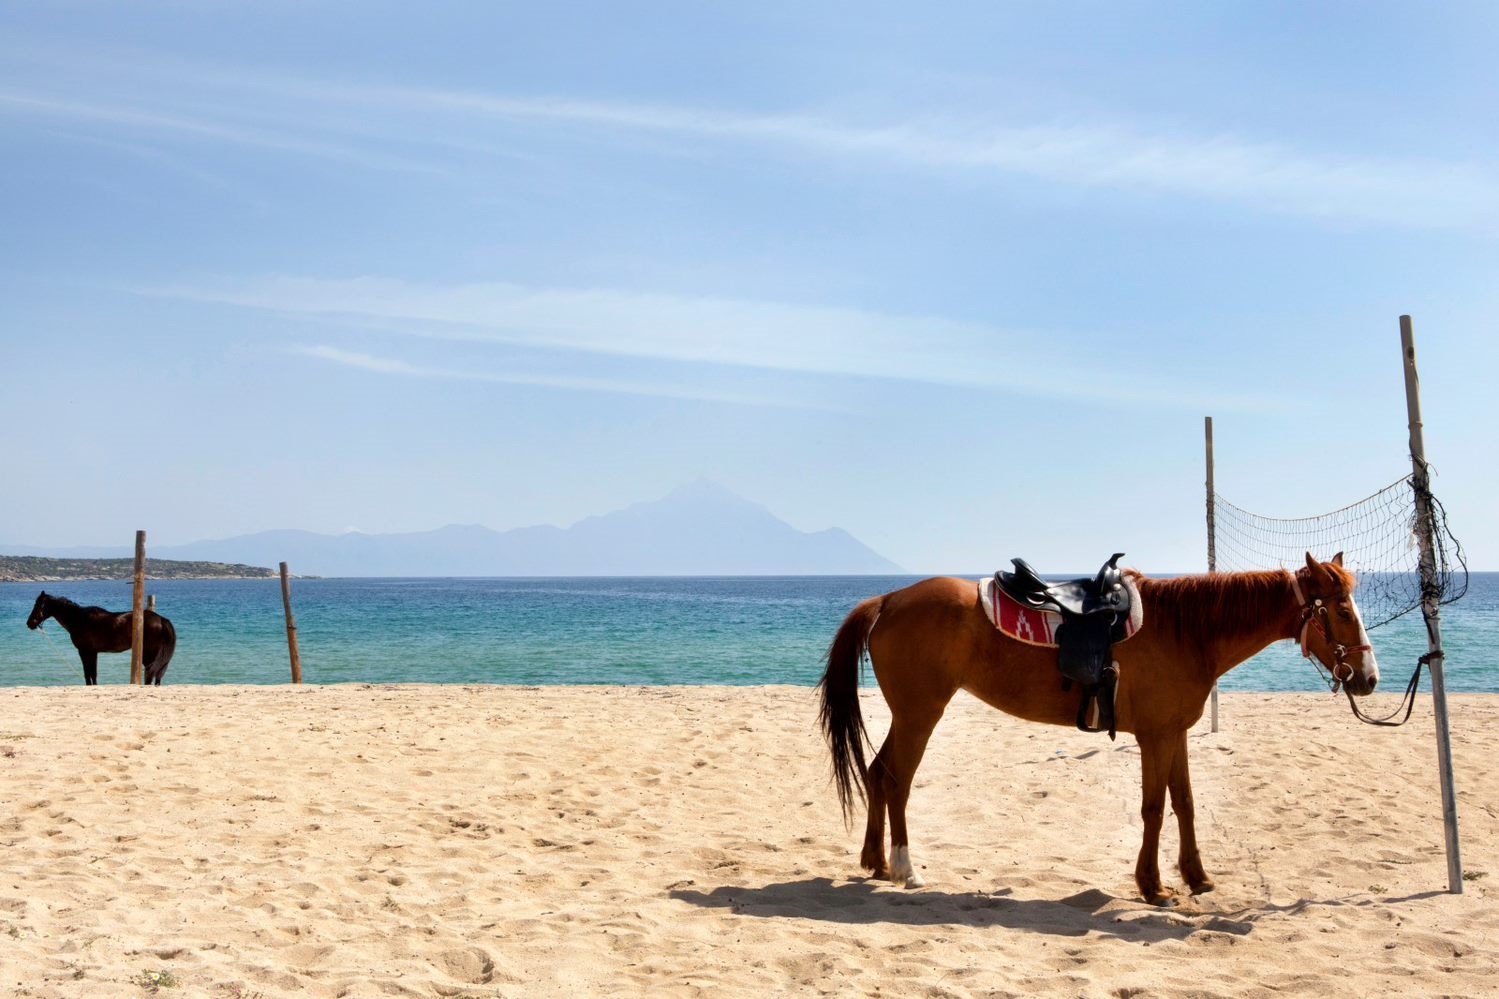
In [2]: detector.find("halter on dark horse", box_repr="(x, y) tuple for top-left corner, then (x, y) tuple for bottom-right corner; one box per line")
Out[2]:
(26, 591), (177, 686)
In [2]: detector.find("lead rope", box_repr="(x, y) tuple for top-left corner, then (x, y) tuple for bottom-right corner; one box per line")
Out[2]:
(1344, 654), (1426, 727)
(35, 622), (76, 672)
(1348, 581), (1436, 727)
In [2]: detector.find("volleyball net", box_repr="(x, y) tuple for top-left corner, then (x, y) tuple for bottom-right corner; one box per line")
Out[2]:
(1211, 473), (1468, 630)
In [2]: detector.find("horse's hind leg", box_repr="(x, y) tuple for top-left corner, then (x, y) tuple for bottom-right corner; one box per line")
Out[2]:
(145, 644), (164, 686)
(860, 740), (891, 879)
(867, 709), (945, 888)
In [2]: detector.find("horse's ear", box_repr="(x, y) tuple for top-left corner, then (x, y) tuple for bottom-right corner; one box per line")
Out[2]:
(1331, 551), (1345, 567)
(1304, 552), (1319, 573)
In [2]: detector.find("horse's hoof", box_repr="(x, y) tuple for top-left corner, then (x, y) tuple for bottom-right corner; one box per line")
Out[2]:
(1144, 887), (1178, 907)
(889, 846), (925, 888)
(1189, 880), (1216, 896)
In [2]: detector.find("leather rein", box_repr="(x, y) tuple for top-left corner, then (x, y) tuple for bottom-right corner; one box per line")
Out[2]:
(1289, 569), (1421, 727)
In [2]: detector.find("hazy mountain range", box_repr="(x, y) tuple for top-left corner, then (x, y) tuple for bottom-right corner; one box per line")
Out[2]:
(3, 480), (904, 577)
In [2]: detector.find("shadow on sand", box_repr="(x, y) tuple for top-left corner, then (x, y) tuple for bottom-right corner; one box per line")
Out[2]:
(670, 878), (1256, 942)
(672, 878), (1447, 940)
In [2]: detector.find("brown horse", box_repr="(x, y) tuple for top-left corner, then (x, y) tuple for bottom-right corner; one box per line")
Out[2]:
(818, 553), (1378, 906)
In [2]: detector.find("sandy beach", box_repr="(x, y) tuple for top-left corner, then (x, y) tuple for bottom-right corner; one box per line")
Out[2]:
(1, 684), (1496, 998)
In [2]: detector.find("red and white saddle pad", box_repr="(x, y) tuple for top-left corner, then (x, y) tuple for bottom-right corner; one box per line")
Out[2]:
(978, 572), (1144, 648)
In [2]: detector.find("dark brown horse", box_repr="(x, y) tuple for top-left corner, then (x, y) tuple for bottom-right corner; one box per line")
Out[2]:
(27, 591), (177, 685)
(818, 553), (1377, 905)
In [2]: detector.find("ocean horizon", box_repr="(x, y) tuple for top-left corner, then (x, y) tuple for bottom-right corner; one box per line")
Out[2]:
(4, 573), (1495, 693)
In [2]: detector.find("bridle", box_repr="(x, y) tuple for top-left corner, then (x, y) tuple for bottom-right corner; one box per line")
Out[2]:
(1289, 567), (1422, 727)
(27, 598), (77, 673)
(27, 595), (50, 631)
(1288, 568), (1371, 693)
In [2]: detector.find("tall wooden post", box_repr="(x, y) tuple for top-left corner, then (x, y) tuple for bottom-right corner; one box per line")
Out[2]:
(1205, 416), (1219, 732)
(1400, 315), (1463, 893)
(130, 531), (146, 685)
(280, 562), (303, 684)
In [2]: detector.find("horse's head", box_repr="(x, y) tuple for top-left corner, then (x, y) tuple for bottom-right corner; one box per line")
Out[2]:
(1294, 552), (1379, 697)
(26, 591), (50, 630)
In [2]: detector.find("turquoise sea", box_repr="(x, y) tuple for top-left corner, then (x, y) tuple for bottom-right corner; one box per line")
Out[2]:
(3, 574), (1496, 692)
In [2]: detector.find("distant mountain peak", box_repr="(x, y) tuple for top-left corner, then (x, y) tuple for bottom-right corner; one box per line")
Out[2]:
(665, 477), (738, 499)
(651, 478), (767, 512)
(4, 481), (903, 576)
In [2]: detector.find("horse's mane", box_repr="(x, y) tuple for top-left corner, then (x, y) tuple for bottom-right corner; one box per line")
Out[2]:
(1131, 562), (1357, 659)
(42, 593), (80, 609)
(1132, 568), (1295, 655)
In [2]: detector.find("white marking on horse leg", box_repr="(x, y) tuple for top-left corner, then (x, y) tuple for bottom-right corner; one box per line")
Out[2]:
(890, 845), (925, 888)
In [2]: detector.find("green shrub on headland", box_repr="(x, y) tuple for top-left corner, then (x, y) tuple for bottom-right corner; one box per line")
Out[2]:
(0, 555), (277, 582)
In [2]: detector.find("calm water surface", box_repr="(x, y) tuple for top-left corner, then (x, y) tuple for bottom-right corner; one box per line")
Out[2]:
(3, 574), (1495, 692)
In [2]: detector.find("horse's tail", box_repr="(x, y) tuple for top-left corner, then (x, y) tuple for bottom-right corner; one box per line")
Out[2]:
(146, 616), (176, 685)
(817, 594), (883, 826)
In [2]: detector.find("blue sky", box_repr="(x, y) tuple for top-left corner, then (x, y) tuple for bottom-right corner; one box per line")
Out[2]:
(2, 1), (1495, 572)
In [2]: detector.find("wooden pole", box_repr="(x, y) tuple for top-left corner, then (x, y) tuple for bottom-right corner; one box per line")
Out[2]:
(280, 562), (303, 684)
(147, 595), (156, 612)
(1400, 315), (1463, 893)
(1205, 416), (1219, 733)
(130, 530), (146, 685)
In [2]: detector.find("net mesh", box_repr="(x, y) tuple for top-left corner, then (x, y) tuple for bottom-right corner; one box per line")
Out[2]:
(1212, 472), (1468, 630)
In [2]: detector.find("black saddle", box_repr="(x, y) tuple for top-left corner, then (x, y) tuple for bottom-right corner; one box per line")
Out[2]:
(996, 553), (1131, 739)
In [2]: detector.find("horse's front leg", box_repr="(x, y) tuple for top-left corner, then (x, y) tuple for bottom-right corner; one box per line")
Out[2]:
(1168, 729), (1213, 894)
(80, 650), (98, 686)
(1134, 731), (1179, 905)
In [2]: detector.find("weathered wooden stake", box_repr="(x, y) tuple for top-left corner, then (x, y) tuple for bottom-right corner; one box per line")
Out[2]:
(280, 562), (303, 684)
(147, 595), (156, 612)
(1205, 415), (1218, 733)
(130, 531), (146, 685)
(1400, 315), (1463, 893)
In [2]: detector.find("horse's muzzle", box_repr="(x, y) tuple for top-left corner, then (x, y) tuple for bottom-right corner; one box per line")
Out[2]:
(1344, 656), (1379, 697)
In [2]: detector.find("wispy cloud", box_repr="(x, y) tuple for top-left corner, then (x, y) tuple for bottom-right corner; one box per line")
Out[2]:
(1, 46), (1494, 229)
(0, 91), (449, 177)
(290, 344), (840, 411)
(162, 276), (1277, 411)
(368, 88), (1498, 228)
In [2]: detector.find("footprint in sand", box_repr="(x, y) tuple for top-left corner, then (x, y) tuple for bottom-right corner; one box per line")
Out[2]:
(435, 946), (496, 984)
